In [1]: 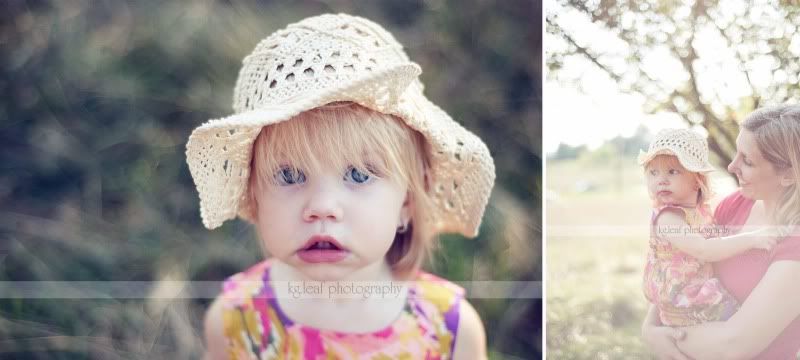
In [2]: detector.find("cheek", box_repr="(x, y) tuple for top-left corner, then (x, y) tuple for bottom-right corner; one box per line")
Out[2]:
(349, 191), (405, 241)
(684, 177), (697, 190)
(645, 176), (656, 189)
(353, 195), (402, 227)
(739, 166), (750, 179)
(742, 166), (766, 185)
(255, 195), (299, 253)
(257, 198), (282, 226)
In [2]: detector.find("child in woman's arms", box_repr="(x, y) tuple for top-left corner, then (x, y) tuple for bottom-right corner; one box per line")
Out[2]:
(640, 128), (780, 326)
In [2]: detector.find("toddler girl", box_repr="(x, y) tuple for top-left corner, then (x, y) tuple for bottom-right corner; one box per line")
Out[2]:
(185, 14), (495, 359)
(640, 129), (777, 326)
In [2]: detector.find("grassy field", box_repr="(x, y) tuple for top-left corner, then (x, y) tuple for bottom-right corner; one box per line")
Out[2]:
(545, 156), (736, 359)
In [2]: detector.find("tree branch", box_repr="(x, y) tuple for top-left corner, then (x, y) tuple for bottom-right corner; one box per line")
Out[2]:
(546, 17), (622, 83)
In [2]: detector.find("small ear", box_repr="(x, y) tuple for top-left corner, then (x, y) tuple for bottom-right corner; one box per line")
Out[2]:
(400, 191), (414, 223)
(780, 174), (796, 187)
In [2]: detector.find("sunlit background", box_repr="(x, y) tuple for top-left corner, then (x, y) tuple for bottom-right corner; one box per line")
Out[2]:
(545, 0), (800, 357)
(1, 1), (541, 359)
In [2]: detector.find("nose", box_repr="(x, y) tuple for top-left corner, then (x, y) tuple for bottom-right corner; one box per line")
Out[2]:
(302, 180), (343, 222)
(727, 157), (739, 174)
(657, 174), (669, 185)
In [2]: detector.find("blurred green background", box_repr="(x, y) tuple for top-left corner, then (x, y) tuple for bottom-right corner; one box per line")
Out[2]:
(1, 0), (541, 359)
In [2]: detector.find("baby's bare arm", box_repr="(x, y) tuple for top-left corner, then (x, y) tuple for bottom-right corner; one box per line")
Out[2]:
(452, 299), (487, 360)
(203, 297), (228, 360)
(655, 209), (768, 262)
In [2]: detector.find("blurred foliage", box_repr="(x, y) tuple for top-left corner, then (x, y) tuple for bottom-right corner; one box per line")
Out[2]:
(547, 143), (588, 161)
(546, 158), (657, 359)
(547, 0), (800, 174)
(574, 126), (651, 165)
(1, 0), (540, 359)
(546, 142), (737, 358)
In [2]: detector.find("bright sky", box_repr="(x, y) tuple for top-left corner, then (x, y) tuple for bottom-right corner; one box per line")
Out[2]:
(543, 2), (686, 153)
(544, 80), (686, 153)
(543, 0), (786, 154)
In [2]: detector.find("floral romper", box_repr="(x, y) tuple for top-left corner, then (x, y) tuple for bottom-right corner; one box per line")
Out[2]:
(219, 260), (463, 359)
(643, 205), (739, 326)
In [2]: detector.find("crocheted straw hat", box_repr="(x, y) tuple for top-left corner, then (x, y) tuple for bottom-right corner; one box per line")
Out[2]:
(185, 14), (495, 237)
(637, 128), (715, 172)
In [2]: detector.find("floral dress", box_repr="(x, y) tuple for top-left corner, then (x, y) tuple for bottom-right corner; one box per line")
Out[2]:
(219, 260), (463, 359)
(642, 205), (739, 326)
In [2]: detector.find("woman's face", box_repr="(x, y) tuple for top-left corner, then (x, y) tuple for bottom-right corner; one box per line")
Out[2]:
(728, 129), (784, 201)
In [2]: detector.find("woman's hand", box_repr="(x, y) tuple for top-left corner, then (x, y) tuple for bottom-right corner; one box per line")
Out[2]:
(750, 231), (779, 251)
(642, 324), (691, 360)
(745, 226), (786, 251)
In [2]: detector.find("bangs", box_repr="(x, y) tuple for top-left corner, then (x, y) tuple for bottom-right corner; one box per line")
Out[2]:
(251, 102), (424, 190)
(248, 102), (436, 276)
(646, 154), (713, 208)
(646, 154), (685, 171)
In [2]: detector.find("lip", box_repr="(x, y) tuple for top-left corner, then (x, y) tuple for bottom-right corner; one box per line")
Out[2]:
(657, 190), (672, 196)
(734, 174), (748, 186)
(296, 235), (349, 263)
(301, 235), (346, 250)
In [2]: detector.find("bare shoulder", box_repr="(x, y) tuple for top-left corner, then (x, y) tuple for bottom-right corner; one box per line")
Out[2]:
(653, 207), (687, 227)
(203, 296), (228, 360)
(452, 299), (487, 360)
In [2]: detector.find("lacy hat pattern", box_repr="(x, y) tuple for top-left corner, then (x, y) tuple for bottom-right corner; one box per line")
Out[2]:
(637, 128), (715, 172)
(185, 14), (495, 237)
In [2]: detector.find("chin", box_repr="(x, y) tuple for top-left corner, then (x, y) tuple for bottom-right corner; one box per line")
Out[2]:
(296, 262), (373, 282)
(738, 186), (756, 199)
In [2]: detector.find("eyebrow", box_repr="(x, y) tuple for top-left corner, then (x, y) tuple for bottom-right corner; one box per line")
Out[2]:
(741, 152), (750, 162)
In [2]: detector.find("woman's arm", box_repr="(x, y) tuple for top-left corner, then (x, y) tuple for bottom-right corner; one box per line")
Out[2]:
(641, 304), (691, 360)
(452, 299), (487, 360)
(655, 210), (774, 262)
(676, 260), (800, 359)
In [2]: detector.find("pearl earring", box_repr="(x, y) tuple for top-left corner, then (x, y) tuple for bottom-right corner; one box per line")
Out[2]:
(397, 221), (409, 234)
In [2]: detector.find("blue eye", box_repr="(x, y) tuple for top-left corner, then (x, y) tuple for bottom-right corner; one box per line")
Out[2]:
(344, 166), (371, 184)
(274, 166), (306, 185)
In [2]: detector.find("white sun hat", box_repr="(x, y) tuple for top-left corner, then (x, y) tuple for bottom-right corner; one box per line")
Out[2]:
(637, 128), (715, 172)
(185, 13), (495, 237)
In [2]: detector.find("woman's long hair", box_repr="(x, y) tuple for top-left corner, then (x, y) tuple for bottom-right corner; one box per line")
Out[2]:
(742, 105), (800, 235)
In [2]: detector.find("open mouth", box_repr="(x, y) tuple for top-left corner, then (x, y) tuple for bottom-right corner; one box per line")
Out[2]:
(305, 240), (342, 251)
(297, 236), (348, 263)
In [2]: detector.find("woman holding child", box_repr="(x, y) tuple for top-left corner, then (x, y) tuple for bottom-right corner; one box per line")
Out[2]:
(642, 105), (800, 359)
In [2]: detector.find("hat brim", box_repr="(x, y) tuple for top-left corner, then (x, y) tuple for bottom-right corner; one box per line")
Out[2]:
(186, 63), (496, 238)
(390, 88), (496, 237)
(637, 149), (715, 173)
(186, 63), (420, 229)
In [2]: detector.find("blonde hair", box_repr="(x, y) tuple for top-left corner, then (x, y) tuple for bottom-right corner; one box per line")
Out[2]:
(247, 102), (434, 278)
(644, 154), (714, 210)
(742, 105), (800, 232)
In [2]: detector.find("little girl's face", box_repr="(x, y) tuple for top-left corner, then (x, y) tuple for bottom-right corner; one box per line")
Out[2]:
(645, 156), (699, 207)
(254, 162), (409, 281)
